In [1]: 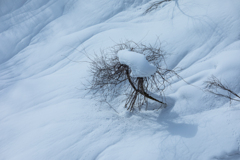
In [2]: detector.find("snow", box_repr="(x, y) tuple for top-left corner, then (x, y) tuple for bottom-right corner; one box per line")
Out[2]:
(117, 50), (156, 77)
(1, 0), (240, 159)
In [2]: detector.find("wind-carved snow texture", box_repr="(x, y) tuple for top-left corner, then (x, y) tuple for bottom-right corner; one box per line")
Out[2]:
(0, 0), (240, 160)
(117, 50), (156, 77)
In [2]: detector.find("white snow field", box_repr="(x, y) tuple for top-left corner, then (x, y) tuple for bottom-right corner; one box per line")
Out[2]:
(0, 0), (240, 159)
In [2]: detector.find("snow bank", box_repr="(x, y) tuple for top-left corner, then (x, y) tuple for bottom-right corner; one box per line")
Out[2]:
(117, 50), (156, 77)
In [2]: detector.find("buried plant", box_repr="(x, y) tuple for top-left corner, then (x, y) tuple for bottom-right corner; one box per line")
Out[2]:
(86, 41), (180, 111)
(144, 0), (172, 14)
(204, 75), (240, 104)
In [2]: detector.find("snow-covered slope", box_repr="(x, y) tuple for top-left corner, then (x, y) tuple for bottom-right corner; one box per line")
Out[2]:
(0, 0), (240, 159)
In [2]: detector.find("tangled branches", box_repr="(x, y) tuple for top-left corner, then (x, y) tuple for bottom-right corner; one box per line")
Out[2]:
(86, 41), (180, 111)
(144, 0), (172, 14)
(204, 75), (240, 104)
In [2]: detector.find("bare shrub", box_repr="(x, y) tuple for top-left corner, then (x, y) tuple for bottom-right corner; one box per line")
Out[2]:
(144, 0), (172, 14)
(204, 75), (240, 104)
(86, 40), (181, 111)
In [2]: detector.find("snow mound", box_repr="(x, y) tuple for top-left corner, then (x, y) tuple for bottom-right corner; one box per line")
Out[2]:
(117, 50), (156, 77)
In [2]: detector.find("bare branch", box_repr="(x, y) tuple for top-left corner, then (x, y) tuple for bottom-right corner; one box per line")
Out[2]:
(204, 75), (240, 104)
(144, 0), (172, 14)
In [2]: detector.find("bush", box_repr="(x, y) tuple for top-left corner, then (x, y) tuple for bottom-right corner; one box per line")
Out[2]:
(86, 40), (180, 111)
(204, 75), (240, 104)
(144, 0), (172, 14)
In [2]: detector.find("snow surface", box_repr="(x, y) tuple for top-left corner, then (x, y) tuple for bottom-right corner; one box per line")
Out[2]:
(1, 0), (240, 159)
(117, 50), (156, 77)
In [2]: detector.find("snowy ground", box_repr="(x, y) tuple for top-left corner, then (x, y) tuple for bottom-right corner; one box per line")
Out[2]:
(1, 0), (240, 159)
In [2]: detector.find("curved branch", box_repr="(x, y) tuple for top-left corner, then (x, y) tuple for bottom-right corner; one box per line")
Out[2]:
(124, 66), (166, 105)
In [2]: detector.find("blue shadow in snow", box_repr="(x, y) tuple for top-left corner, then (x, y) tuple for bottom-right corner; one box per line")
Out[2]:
(156, 96), (198, 138)
(160, 120), (198, 138)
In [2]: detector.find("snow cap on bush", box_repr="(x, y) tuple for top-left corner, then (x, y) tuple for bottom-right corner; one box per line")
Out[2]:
(117, 50), (156, 77)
